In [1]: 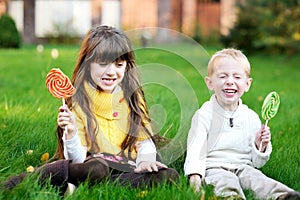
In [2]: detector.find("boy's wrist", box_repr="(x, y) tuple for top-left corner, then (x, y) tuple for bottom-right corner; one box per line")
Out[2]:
(188, 173), (202, 179)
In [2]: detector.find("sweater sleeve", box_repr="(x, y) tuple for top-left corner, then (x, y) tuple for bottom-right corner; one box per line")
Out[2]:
(184, 109), (209, 177)
(62, 106), (88, 163)
(63, 131), (87, 163)
(136, 139), (157, 166)
(251, 141), (272, 168)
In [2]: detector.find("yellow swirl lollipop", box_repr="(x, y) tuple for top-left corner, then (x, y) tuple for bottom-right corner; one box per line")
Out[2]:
(259, 91), (280, 151)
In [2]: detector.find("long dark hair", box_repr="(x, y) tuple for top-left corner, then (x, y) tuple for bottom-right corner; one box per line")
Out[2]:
(53, 25), (153, 159)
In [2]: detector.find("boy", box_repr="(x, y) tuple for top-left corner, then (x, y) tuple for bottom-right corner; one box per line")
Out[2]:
(184, 48), (300, 199)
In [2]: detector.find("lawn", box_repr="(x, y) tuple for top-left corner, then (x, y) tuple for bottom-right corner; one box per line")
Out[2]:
(0, 43), (299, 199)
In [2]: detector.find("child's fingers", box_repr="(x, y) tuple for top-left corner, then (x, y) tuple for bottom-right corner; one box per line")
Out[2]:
(58, 112), (70, 120)
(57, 117), (69, 127)
(58, 116), (70, 123)
(134, 161), (167, 173)
(261, 134), (271, 142)
(59, 105), (69, 112)
(189, 175), (201, 192)
(156, 161), (168, 169)
(57, 110), (72, 127)
(151, 164), (158, 172)
(134, 165), (151, 173)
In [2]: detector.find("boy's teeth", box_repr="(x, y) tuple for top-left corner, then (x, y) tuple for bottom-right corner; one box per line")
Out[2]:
(225, 90), (235, 93)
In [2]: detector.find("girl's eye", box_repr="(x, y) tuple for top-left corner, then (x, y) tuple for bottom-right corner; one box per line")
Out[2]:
(117, 62), (126, 67)
(99, 63), (108, 67)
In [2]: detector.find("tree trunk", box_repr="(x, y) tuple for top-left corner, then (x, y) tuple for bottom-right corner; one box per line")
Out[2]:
(23, 0), (36, 44)
(157, 0), (171, 28)
(5, 0), (8, 14)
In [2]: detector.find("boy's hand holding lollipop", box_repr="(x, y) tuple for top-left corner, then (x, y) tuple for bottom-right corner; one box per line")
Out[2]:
(257, 91), (280, 152)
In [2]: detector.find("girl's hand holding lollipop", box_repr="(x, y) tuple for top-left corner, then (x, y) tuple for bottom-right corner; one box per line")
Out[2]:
(259, 91), (280, 152)
(46, 68), (75, 136)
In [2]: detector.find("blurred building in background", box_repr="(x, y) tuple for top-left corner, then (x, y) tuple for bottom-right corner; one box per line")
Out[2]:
(0, 0), (7, 15)
(1, 0), (237, 43)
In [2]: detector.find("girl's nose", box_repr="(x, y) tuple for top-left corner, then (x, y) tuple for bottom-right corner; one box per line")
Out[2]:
(106, 63), (116, 75)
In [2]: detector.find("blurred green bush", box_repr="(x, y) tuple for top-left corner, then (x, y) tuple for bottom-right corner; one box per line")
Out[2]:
(0, 14), (21, 48)
(221, 0), (300, 55)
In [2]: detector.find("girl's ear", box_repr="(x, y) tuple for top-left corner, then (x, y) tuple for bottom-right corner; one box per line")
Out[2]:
(205, 76), (214, 91)
(244, 77), (253, 92)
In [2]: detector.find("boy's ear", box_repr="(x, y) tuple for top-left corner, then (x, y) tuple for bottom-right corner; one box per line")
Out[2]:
(205, 76), (214, 91)
(244, 77), (253, 92)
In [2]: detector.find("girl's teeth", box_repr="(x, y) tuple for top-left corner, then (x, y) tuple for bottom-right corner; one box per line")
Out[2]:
(103, 79), (113, 82)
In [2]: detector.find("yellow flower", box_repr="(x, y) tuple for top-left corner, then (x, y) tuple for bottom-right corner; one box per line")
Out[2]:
(26, 166), (35, 173)
(41, 152), (50, 162)
(26, 149), (33, 155)
(292, 32), (300, 41)
(136, 190), (148, 198)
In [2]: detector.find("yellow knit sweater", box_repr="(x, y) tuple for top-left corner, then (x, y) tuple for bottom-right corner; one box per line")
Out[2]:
(73, 83), (151, 159)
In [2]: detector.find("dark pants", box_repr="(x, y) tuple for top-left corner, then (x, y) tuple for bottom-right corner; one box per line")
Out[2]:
(1, 157), (179, 192)
(110, 168), (179, 188)
(70, 157), (179, 188)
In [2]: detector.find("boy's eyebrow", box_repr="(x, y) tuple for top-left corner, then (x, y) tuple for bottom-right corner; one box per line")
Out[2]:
(216, 71), (245, 75)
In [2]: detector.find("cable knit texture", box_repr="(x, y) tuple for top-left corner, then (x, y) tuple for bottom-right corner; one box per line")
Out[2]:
(72, 82), (152, 159)
(184, 94), (272, 177)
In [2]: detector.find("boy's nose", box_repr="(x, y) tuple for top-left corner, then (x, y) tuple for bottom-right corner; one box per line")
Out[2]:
(226, 76), (234, 85)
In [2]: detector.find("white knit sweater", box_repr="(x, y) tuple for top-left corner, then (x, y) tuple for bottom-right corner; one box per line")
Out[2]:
(184, 94), (272, 177)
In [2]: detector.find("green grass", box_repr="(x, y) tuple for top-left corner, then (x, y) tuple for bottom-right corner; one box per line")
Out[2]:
(0, 44), (299, 199)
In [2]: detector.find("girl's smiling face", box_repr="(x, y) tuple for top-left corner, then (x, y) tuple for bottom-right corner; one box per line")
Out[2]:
(205, 57), (252, 111)
(90, 60), (126, 93)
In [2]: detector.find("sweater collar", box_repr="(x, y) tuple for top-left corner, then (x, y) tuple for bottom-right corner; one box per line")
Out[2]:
(84, 82), (127, 119)
(211, 94), (243, 118)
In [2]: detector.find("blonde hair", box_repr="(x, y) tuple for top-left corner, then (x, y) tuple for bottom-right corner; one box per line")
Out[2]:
(207, 48), (251, 77)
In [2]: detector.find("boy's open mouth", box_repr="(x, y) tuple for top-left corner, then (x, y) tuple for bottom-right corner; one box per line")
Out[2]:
(224, 89), (237, 94)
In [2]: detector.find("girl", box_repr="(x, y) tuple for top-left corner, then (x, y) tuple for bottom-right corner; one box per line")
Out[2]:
(2, 25), (178, 192)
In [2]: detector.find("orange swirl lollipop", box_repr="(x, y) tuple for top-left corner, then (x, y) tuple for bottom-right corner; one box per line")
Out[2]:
(46, 68), (75, 101)
(46, 68), (75, 135)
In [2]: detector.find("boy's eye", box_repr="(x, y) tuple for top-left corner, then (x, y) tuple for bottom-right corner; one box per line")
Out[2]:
(235, 74), (245, 79)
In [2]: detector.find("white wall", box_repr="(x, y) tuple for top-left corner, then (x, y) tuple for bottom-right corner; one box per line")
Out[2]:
(8, 0), (91, 37)
(8, 0), (23, 32)
(101, 0), (121, 28)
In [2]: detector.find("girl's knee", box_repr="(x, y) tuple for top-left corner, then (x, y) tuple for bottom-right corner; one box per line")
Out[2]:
(157, 168), (179, 183)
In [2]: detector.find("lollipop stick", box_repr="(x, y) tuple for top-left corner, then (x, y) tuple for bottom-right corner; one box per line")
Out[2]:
(61, 98), (68, 153)
(61, 98), (68, 136)
(259, 119), (268, 152)
(264, 119), (269, 127)
(62, 98), (65, 106)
